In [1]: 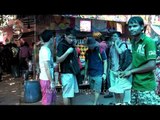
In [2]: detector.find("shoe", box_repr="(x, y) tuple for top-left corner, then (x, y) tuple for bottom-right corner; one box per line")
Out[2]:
(96, 103), (103, 105)
(104, 93), (113, 98)
(108, 102), (115, 105)
(115, 103), (122, 105)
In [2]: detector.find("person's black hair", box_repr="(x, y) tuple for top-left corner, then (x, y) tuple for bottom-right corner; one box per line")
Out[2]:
(110, 31), (122, 37)
(128, 16), (144, 26)
(65, 27), (76, 36)
(40, 30), (54, 43)
(23, 41), (29, 47)
(86, 37), (96, 45)
(99, 34), (106, 41)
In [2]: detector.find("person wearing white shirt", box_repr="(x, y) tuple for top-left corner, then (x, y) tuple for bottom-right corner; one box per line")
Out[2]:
(39, 30), (56, 105)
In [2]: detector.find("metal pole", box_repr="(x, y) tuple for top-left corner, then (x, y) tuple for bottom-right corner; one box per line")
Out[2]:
(33, 15), (36, 80)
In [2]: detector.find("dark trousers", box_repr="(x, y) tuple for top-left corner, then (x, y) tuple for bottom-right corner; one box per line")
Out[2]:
(101, 79), (108, 93)
(76, 72), (83, 85)
(11, 65), (20, 78)
(19, 57), (28, 70)
(0, 66), (2, 81)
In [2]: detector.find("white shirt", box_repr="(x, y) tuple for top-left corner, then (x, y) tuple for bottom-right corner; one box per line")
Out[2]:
(110, 45), (119, 71)
(110, 41), (127, 71)
(39, 46), (54, 80)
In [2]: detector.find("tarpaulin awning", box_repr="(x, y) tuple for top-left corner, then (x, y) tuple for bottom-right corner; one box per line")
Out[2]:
(151, 25), (160, 36)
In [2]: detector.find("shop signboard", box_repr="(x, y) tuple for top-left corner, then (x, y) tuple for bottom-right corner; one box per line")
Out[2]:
(151, 25), (160, 36)
(80, 19), (91, 32)
(149, 15), (160, 25)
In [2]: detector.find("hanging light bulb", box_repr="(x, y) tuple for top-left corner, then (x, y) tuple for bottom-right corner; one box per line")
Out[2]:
(17, 31), (20, 35)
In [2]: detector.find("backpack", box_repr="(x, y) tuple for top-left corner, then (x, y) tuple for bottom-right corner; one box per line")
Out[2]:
(119, 43), (132, 71)
(86, 46), (103, 62)
(68, 47), (81, 75)
(85, 46), (107, 91)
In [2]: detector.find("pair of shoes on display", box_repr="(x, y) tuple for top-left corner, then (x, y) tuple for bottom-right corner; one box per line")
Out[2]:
(104, 92), (113, 98)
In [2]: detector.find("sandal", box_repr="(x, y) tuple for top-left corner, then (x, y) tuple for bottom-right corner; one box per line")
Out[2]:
(115, 103), (122, 105)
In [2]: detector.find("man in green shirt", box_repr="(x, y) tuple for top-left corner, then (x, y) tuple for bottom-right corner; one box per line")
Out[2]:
(119, 16), (160, 105)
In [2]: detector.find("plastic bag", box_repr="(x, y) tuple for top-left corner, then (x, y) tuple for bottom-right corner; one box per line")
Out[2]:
(109, 77), (132, 93)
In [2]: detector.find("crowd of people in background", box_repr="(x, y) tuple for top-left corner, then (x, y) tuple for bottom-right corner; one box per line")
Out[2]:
(0, 38), (33, 82)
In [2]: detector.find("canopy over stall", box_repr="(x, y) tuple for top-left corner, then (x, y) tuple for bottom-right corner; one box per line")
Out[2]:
(151, 25), (160, 36)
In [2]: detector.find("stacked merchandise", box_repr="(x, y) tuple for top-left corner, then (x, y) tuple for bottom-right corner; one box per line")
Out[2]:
(76, 39), (88, 67)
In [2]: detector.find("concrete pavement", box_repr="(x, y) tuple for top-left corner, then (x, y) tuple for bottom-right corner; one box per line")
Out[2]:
(0, 74), (22, 105)
(0, 73), (131, 105)
(20, 86), (115, 105)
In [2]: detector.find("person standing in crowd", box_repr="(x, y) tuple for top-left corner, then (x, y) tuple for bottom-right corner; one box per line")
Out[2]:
(85, 37), (107, 105)
(19, 40), (31, 80)
(1, 43), (12, 74)
(108, 31), (132, 105)
(73, 39), (83, 85)
(119, 16), (160, 105)
(102, 36), (114, 98)
(0, 43), (4, 81)
(39, 30), (56, 105)
(155, 42), (160, 95)
(11, 40), (20, 79)
(93, 32), (108, 94)
(56, 27), (79, 105)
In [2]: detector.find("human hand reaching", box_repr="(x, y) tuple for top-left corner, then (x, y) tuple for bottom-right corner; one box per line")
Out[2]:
(50, 81), (55, 89)
(119, 71), (132, 78)
(66, 47), (74, 54)
(115, 39), (120, 46)
(102, 74), (106, 81)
